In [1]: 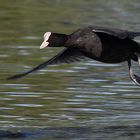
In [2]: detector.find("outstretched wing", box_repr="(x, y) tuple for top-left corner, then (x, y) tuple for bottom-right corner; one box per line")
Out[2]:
(8, 47), (87, 80)
(91, 26), (140, 39)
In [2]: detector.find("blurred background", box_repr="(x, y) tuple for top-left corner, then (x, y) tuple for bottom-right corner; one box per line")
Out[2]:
(0, 0), (140, 139)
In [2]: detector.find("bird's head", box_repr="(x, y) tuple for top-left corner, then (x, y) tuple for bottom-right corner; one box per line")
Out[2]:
(40, 32), (68, 49)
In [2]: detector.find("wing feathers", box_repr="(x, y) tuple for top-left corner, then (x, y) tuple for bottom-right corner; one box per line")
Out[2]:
(8, 47), (87, 79)
(91, 26), (140, 39)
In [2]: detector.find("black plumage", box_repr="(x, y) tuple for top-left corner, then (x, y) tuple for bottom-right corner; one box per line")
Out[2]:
(8, 26), (140, 86)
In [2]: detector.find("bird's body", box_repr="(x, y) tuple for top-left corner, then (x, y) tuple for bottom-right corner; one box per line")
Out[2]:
(8, 25), (140, 86)
(66, 26), (139, 63)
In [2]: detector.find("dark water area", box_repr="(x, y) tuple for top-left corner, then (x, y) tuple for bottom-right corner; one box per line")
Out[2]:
(0, 0), (140, 139)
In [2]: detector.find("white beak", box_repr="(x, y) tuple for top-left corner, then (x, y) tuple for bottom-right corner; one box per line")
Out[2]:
(40, 41), (49, 49)
(40, 32), (51, 49)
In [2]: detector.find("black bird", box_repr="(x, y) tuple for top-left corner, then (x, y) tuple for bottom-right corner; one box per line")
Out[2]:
(8, 26), (140, 86)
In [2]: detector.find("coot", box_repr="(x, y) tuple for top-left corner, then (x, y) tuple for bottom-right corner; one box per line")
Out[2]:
(8, 26), (140, 86)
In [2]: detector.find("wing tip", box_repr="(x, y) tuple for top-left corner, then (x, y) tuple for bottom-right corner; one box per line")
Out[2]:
(7, 75), (21, 80)
(7, 73), (28, 80)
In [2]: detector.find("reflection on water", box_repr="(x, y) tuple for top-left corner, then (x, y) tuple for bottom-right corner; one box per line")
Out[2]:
(0, 0), (140, 139)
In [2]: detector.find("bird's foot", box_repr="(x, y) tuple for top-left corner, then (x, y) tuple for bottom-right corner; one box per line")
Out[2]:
(128, 58), (140, 86)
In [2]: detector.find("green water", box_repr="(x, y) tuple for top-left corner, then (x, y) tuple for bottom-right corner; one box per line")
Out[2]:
(0, 0), (140, 139)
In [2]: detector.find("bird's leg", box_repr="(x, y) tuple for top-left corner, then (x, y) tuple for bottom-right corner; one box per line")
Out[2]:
(128, 59), (140, 86)
(136, 53), (140, 67)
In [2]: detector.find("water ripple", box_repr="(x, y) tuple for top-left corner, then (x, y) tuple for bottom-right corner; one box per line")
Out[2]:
(12, 104), (44, 107)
